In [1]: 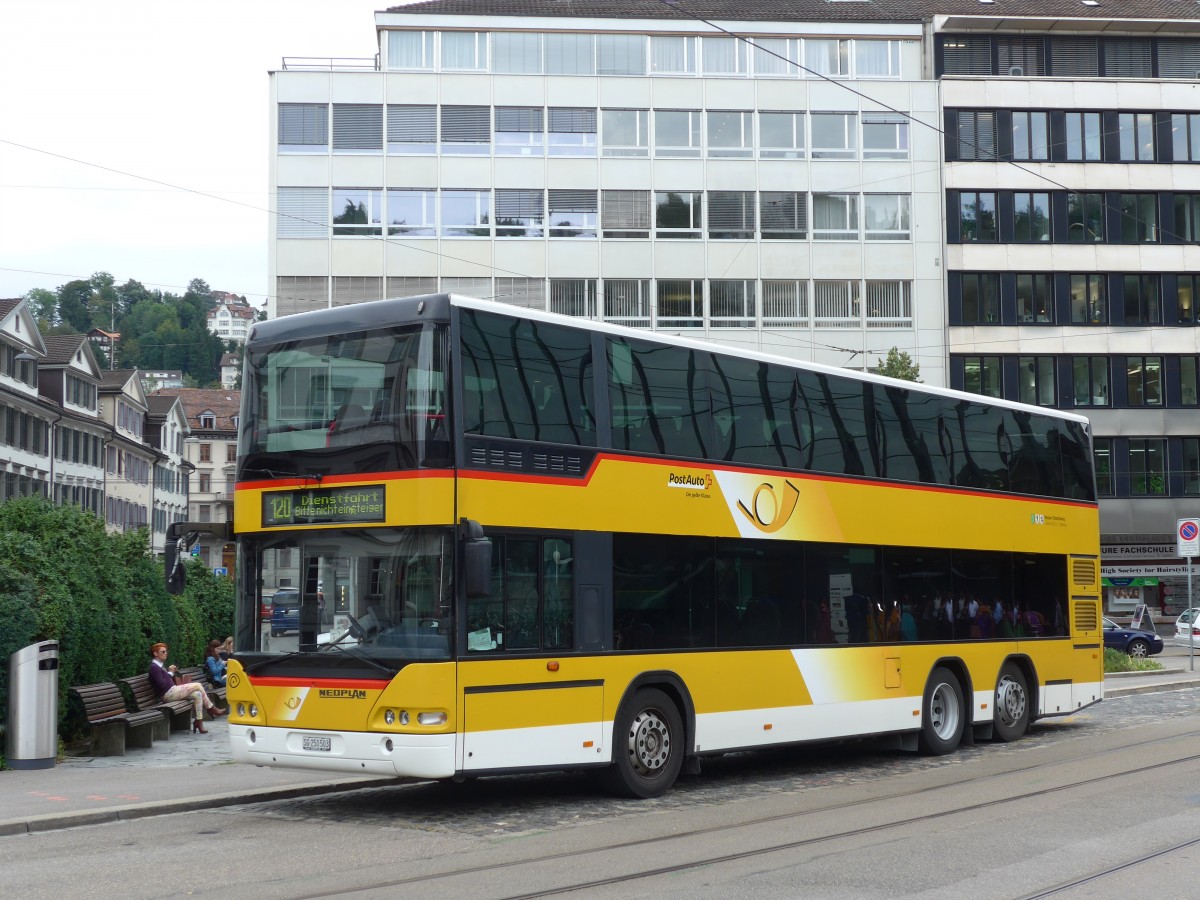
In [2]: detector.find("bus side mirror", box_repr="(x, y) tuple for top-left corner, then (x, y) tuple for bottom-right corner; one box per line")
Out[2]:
(460, 519), (492, 600)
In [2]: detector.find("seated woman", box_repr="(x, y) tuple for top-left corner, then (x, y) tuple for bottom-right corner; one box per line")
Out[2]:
(148, 642), (225, 734)
(204, 639), (227, 686)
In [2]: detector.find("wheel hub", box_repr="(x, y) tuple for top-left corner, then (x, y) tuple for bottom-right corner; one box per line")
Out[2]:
(628, 709), (670, 775)
(996, 676), (1026, 726)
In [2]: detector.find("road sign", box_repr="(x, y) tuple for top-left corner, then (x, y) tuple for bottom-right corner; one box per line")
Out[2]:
(213, 567), (228, 576)
(1178, 518), (1200, 558)
(190, 544), (201, 557)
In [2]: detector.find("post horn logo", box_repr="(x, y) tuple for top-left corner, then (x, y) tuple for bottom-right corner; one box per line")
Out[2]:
(284, 696), (303, 710)
(736, 479), (801, 534)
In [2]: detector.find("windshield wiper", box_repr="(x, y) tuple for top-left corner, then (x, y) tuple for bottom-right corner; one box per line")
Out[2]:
(242, 466), (322, 482)
(318, 639), (398, 677)
(241, 642), (396, 677)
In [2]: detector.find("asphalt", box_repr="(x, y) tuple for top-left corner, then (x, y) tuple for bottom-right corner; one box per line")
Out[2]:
(3, 646), (1199, 836)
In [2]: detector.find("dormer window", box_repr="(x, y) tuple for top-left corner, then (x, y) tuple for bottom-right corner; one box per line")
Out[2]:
(200, 412), (216, 429)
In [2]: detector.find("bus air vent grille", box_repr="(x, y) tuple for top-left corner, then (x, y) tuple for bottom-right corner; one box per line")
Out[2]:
(1071, 559), (1098, 587)
(1073, 600), (1098, 632)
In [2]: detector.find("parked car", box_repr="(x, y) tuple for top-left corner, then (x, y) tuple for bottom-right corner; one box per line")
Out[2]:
(1102, 616), (1163, 658)
(1174, 607), (1200, 646)
(270, 589), (300, 636)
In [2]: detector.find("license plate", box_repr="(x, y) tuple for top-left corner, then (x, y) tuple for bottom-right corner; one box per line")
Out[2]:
(302, 735), (332, 752)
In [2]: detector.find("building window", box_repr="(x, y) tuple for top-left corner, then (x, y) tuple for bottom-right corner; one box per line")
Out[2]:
(1070, 274), (1107, 324)
(440, 31), (487, 70)
(863, 194), (910, 240)
(199, 473), (211, 492)
(492, 32), (542, 74)
(1117, 193), (1158, 242)
(545, 33), (594, 75)
(387, 30), (434, 69)
(812, 194), (858, 240)
(1012, 111), (1049, 161)
(549, 280), (597, 318)
(865, 281), (912, 326)
(856, 40), (901, 77)
(963, 356), (1002, 398)
(1128, 438), (1166, 495)
(601, 109), (649, 157)
(226, 444), (237, 463)
(862, 113), (909, 159)
(494, 278), (545, 309)
(759, 111), (805, 158)
(1016, 273), (1053, 323)
(813, 280), (860, 325)
(386, 189), (436, 236)
(1172, 195), (1200, 242)
(440, 106), (491, 154)
(654, 110), (701, 157)
(547, 108), (597, 157)
(1073, 357), (1109, 407)
(601, 190), (651, 239)
(656, 280), (703, 328)
(1064, 112), (1102, 161)
(762, 281), (808, 326)
(956, 111), (997, 161)
(1118, 112), (1155, 161)
(702, 36), (748, 75)
(998, 37), (1045, 75)
(710, 280), (756, 327)
(332, 188), (382, 236)
(440, 190), (491, 237)
(1179, 274), (1200, 324)
(1125, 356), (1163, 406)
(200, 413), (215, 429)
(1172, 113), (1200, 162)
(654, 191), (702, 239)
(1018, 356), (1056, 406)
(1094, 438), (1113, 496)
(759, 191), (807, 240)
(386, 105), (434, 154)
(495, 189), (545, 237)
(707, 191), (756, 240)
(943, 36), (992, 75)
(806, 38), (850, 77)
(810, 112), (856, 159)
(199, 504), (211, 523)
(651, 35), (696, 75)
(548, 189), (597, 238)
(1123, 275), (1162, 325)
(278, 103), (327, 152)
(332, 104), (382, 152)
(707, 110), (754, 157)
(597, 34), (646, 75)
(1067, 192), (1104, 242)
(1184, 439), (1200, 495)
(751, 37), (799, 76)
(602, 280), (652, 327)
(494, 107), (545, 156)
(1182, 358), (1199, 405)
(1014, 192), (1051, 242)
(958, 192), (997, 242)
(960, 274), (1000, 325)
(199, 443), (211, 463)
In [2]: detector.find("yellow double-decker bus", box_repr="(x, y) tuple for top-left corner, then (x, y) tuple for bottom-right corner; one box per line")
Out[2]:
(171, 293), (1101, 797)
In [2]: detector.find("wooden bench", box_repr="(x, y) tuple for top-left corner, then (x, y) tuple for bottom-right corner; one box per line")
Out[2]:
(120, 674), (194, 733)
(178, 666), (227, 716)
(68, 682), (167, 755)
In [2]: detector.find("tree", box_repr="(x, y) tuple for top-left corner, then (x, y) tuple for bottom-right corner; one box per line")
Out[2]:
(24, 288), (58, 328)
(873, 347), (922, 383)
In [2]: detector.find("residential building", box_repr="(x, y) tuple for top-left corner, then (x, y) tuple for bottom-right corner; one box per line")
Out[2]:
(219, 352), (241, 389)
(0, 298), (52, 501)
(37, 335), (106, 517)
(207, 296), (256, 345)
(99, 370), (155, 534)
(153, 388), (241, 572)
(139, 370), (184, 392)
(145, 394), (191, 555)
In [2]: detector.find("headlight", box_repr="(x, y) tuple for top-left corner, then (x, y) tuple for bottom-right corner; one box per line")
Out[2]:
(249, 704), (259, 718)
(399, 710), (410, 725)
(237, 703), (246, 717)
(384, 709), (396, 725)
(417, 711), (447, 726)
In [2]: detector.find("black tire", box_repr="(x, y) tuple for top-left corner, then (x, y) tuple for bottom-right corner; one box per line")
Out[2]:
(918, 666), (965, 755)
(601, 688), (684, 799)
(993, 661), (1030, 742)
(1127, 639), (1149, 659)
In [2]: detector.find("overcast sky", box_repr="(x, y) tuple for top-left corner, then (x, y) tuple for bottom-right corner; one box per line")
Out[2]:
(0, 1), (395, 306)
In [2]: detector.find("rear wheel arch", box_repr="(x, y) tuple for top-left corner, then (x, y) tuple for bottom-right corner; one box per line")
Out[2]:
(611, 671), (696, 756)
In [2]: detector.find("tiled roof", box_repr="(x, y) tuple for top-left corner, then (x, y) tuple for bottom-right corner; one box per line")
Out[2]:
(151, 388), (241, 431)
(0, 299), (20, 317)
(384, 0), (1200, 23)
(40, 334), (89, 365)
(100, 369), (139, 390)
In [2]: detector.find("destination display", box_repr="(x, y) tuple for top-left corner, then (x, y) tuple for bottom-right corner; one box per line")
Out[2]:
(262, 485), (386, 526)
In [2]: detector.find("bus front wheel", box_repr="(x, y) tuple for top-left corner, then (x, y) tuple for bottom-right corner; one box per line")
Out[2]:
(602, 688), (684, 799)
(993, 662), (1030, 742)
(918, 666), (964, 755)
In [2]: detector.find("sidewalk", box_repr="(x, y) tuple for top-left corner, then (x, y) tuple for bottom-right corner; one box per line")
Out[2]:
(4, 661), (1200, 836)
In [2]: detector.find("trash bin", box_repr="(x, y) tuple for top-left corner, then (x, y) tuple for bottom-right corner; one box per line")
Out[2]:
(6, 641), (59, 769)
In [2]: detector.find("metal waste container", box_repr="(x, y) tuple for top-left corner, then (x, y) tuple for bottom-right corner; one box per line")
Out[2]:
(6, 641), (59, 769)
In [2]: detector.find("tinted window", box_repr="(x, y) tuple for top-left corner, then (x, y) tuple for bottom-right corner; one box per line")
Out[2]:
(609, 338), (711, 458)
(709, 355), (806, 467)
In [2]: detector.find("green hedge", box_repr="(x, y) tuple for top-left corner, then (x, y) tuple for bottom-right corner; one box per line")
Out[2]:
(0, 497), (233, 742)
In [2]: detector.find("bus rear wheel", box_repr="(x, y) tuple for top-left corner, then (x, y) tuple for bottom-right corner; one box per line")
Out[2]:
(993, 662), (1030, 742)
(918, 666), (964, 755)
(602, 688), (684, 799)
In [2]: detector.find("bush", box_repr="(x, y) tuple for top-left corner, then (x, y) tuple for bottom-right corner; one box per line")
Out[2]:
(1103, 647), (1165, 673)
(0, 497), (234, 741)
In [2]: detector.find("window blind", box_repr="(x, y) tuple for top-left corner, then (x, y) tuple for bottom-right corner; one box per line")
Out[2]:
(387, 105), (435, 142)
(332, 104), (382, 150)
(441, 106), (490, 141)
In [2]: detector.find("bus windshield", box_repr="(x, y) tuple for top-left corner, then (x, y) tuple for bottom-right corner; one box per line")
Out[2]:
(238, 526), (454, 662)
(240, 323), (449, 475)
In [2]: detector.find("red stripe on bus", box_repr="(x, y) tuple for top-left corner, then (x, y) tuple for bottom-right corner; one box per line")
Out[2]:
(236, 470), (452, 492)
(248, 677), (390, 689)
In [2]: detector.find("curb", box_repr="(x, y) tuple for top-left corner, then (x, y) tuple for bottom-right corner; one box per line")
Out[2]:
(1104, 680), (1200, 698)
(0, 776), (405, 837)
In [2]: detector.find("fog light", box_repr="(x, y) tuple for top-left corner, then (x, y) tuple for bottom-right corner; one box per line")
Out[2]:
(417, 711), (447, 726)
(248, 730), (256, 744)
(385, 739), (394, 752)
(399, 710), (410, 725)
(237, 703), (246, 717)
(249, 704), (259, 718)
(384, 709), (396, 725)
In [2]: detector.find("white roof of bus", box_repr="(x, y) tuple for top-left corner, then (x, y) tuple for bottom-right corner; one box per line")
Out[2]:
(448, 294), (1092, 429)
